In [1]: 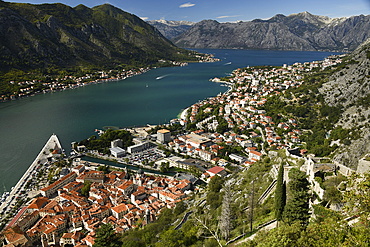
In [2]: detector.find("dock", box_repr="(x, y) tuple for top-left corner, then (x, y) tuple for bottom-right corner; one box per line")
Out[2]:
(0, 134), (63, 220)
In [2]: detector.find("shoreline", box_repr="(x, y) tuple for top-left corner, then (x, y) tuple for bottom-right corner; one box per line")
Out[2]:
(177, 79), (233, 121)
(179, 107), (189, 120)
(0, 67), (151, 103)
(0, 52), (219, 103)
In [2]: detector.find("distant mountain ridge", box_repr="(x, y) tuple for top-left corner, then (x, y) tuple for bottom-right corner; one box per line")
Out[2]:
(171, 12), (370, 52)
(147, 20), (194, 40)
(0, 2), (194, 72)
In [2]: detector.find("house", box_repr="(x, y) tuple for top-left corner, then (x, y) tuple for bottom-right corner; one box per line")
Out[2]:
(205, 166), (227, 177)
(60, 232), (82, 246)
(158, 191), (183, 202)
(178, 133), (213, 149)
(40, 172), (77, 198)
(249, 150), (262, 161)
(27, 197), (50, 212)
(109, 146), (126, 158)
(16, 211), (40, 232)
(76, 170), (105, 183)
(3, 226), (30, 246)
(173, 173), (198, 184)
(198, 149), (214, 161)
(201, 166), (227, 182)
(127, 142), (150, 153)
(72, 164), (85, 175)
(157, 129), (171, 143)
(229, 154), (247, 164)
(111, 203), (130, 219)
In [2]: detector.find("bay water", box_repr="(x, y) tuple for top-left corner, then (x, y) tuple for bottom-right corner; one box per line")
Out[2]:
(0, 49), (340, 194)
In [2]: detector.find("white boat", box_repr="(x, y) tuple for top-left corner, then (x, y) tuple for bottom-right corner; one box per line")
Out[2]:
(156, 74), (168, 80)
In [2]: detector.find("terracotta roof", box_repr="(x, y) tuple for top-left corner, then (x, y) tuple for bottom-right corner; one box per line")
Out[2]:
(41, 172), (76, 192)
(4, 226), (29, 246)
(112, 203), (129, 213)
(61, 232), (74, 239)
(206, 166), (225, 175)
(250, 150), (262, 156)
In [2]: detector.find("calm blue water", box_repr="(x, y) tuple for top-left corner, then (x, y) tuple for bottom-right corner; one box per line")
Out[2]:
(0, 49), (340, 193)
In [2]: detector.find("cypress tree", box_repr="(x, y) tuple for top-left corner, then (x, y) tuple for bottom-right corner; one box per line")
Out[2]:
(275, 163), (286, 222)
(283, 168), (310, 226)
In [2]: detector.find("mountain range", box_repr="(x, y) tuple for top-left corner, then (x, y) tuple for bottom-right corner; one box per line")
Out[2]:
(151, 12), (370, 52)
(0, 1), (369, 75)
(147, 20), (194, 40)
(0, 2), (194, 73)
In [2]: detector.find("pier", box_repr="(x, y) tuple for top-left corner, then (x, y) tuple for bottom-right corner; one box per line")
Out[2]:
(0, 134), (63, 221)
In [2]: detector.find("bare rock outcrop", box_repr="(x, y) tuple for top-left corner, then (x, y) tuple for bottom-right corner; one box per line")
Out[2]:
(319, 39), (370, 168)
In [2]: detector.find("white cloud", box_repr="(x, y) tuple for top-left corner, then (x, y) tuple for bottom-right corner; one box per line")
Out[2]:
(217, 15), (241, 19)
(140, 17), (149, 20)
(179, 2), (195, 8)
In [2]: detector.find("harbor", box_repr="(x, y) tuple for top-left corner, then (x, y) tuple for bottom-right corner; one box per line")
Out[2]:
(0, 131), (180, 229)
(0, 134), (63, 223)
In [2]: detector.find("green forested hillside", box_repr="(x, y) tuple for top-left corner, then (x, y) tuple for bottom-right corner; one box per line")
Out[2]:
(0, 2), (196, 73)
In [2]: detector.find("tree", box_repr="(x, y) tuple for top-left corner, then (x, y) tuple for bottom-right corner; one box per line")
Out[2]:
(219, 182), (232, 240)
(173, 201), (187, 216)
(207, 175), (224, 209)
(81, 180), (91, 197)
(159, 162), (170, 173)
(245, 222), (303, 247)
(93, 224), (122, 247)
(283, 168), (310, 226)
(216, 118), (229, 134)
(97, 165), (110, 174)
(275, 163), (286, 222)
(323, 186), (342, 205)
(344, 173), (370, 227)
(208, 175), (224, 193)
(155, 229), (184, 247)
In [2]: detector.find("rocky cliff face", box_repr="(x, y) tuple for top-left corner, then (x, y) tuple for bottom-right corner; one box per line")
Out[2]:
(173, 12), (370, 52)
(0, 2), (189, 71)
(319, 39), (370, 169)
(147, 20), (194, 40)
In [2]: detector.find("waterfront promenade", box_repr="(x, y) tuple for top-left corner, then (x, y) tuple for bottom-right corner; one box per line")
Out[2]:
(0, 134), (62, 219)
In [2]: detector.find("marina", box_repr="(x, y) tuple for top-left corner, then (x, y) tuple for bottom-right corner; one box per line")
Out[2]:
(0, 134), (63, 218)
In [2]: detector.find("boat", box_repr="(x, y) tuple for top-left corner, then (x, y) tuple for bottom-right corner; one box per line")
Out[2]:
(156, 75), (168, 80)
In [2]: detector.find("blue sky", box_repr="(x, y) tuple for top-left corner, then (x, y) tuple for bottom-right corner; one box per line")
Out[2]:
(6, 0), (370, 22)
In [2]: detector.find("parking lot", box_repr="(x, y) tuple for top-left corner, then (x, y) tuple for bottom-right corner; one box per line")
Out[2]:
(126, 147), (166, 165)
